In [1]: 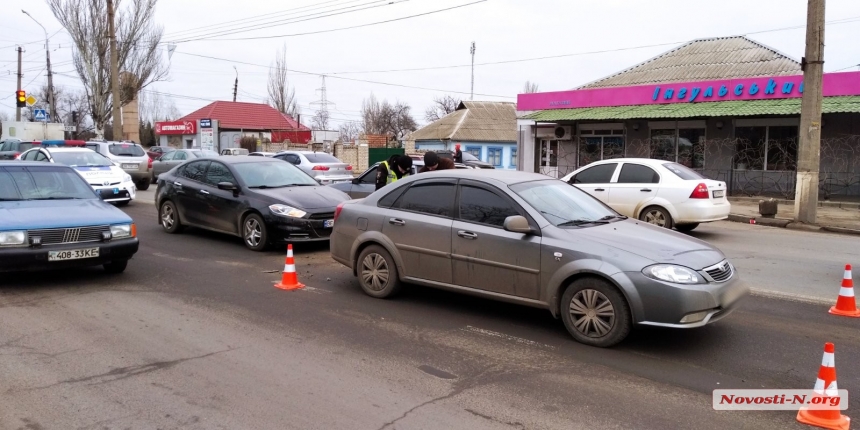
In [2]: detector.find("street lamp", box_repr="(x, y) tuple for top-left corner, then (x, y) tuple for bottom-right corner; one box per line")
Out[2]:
(22, 10), (55, 123)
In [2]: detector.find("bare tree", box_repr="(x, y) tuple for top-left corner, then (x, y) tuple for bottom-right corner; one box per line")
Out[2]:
(424, 95), (460, 122)
(339, 121), (361, 143)
(267, 44), (299, 119)
(523, 81), (540, 93)
(0, 111), (10, 123)
(361, 93), (418, 138)
(48, 0), (168, 139)
(311, 110), (330, 130)
(138, 90), (181, 124)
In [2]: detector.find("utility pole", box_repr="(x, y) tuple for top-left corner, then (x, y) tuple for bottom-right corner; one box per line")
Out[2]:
(22, 10), (55, 122)
(794, 0), (826, 224)
(470, 41), (476, 101)
(107, 0), (123, 140)
(233, 66), (238, 102)
(16, 46), (23, 121)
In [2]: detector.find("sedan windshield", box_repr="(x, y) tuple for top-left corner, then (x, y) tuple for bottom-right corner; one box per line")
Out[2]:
(50, 151), (113, 167)
(233, 161), (318, 188)
(0, 166), (97, 201)
(189, 150), (219, 158)
(510, 180), (618, 226)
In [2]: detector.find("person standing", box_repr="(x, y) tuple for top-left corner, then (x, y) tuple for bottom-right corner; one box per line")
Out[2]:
(375, 154), (414, 191)
(454, 144), (463, 163)
(419, 151), (455, 173)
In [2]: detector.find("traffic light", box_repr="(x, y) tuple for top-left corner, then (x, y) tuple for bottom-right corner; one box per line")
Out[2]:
(16, 90), (26, 108)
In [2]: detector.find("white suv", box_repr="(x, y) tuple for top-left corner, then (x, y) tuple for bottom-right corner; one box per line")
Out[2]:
(85, 141), (152, 191)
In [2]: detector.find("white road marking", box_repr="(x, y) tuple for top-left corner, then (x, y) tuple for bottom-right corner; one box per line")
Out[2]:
(461, 326), (555, 350)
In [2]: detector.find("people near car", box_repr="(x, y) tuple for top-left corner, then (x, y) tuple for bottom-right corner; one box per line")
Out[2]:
(454, 144), (463, 163)
(418, 151), (455, 173)
(375, 154), (413, 190)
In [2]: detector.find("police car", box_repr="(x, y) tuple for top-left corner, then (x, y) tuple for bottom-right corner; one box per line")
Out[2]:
(18, 140), (137, 205)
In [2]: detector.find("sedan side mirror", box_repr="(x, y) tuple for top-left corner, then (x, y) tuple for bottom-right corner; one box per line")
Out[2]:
(351, 178), (360, 184)
(217, 182), (240, 196)
(503, 215), (535, 235)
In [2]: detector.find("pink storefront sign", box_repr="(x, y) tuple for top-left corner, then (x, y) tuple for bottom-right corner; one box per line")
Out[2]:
(517, 71), (860, 111)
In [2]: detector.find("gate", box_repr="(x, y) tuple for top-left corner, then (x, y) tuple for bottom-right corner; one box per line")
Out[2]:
(368, 147), (405, 165)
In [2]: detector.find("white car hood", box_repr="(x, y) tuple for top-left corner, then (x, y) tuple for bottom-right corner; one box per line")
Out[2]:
(73, 165), (127, 185)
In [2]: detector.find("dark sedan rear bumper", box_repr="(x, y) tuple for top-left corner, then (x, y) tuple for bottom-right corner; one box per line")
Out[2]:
(0, 238), (139, 272)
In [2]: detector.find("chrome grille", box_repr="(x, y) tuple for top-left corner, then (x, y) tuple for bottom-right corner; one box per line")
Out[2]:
(27, 225), (110, 245)
(704, 261), (734, 283)
(89, 181), (121, 186)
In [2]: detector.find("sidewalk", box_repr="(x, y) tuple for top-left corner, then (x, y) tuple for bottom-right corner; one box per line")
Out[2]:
(727, 196), (860, 235)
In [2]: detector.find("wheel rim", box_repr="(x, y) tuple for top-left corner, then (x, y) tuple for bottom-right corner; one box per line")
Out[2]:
(161, 205), (174, 228)
(244, 218), (262, 247)
(360, 253), (389, 291)
(643, 209), (667, 227)
(568, 289), (616, 338)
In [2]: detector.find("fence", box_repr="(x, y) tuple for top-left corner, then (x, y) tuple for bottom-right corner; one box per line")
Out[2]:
(368, 147), (405, 165)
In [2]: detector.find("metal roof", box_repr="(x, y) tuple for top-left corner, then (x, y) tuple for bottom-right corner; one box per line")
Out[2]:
(411, 101), (517, 142)
(178, 101), (310, 131)
(523, 96), (860, 121)
(578, 36), (801, 89)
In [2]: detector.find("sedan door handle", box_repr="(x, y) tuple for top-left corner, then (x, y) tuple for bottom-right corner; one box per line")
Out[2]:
(173, 181), (183, 187)
(457, 230), (478, 240)
(388, 218), (406, 226)
(640, 188), (652, 192)
(594, 188), (605, 192)
(199, 190), (210, 195)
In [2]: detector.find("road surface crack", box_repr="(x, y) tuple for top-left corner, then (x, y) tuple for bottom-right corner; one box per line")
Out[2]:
(465, 409), (526, 429)
(376, 388), (465, 430)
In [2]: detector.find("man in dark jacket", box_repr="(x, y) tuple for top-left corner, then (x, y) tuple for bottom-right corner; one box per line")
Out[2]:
(375, 154), (413, 191)
(418, 151), (455, 173)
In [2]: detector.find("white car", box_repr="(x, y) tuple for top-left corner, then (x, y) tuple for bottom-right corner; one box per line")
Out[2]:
(18, 144), (137, 206)
(560, 158), (730, 232)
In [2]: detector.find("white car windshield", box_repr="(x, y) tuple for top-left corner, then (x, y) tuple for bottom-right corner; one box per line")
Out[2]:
(233, 161), (318, 188)
(50, 151), (113, 167)
(511, 180), (618, 226)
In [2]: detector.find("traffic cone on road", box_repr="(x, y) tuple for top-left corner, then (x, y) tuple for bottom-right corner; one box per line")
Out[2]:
(796, 342), (850, 430)
(829, 265), (860, 318)
(274, 244), (305, 291)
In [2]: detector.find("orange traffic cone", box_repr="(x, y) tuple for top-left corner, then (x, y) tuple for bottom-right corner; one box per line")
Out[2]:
(829, 264), (860, 318)
(797, 342), (850, 430)
(274, 244), (305, 291)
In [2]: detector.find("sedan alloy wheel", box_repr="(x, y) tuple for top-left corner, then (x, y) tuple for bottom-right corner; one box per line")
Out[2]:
(569, 289), (615, 338)
(361, 253), (389, 291)
(356, 245), (402, 298)
(561, 278), (631, 347)
(242, 213), (268, 251)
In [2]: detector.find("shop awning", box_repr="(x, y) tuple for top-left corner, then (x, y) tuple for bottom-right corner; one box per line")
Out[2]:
(523, 96), (860, 122)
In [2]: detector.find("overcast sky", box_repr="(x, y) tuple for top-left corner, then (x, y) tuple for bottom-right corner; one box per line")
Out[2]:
(1, 0), (859, 128)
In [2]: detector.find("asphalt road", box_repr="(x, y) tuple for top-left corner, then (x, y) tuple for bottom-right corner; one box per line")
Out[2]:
(1, 201), (859, 429)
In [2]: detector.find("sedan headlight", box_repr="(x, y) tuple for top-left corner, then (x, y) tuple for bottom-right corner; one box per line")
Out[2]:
(0, 230), (26, 246)
(123, 174), (133, 183)
(110, 224), (134, 239)
(269, 204), (307, 218)
(643, 264), (704, 284)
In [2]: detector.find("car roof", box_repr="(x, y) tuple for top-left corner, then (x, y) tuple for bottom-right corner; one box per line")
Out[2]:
(397, 168), (548, 185)
(588, 158), (672, 166)
(0, 160), (75, 168)
(212, 155), (286, 164)
(42, 147), (96, 153)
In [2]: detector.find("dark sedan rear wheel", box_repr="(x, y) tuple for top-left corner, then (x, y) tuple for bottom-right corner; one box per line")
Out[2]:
(561, 278), (631, 347)
(356, 245), (402, 299)
(136, 179), (150, 191)
(160, 200), (183, 234)
(242, 213), (268, 252)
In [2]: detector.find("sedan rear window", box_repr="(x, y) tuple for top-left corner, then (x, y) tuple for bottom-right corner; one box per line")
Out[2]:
(664, 163), (705, 180)
(108, 143), (145, 157)
(303, 153), (341, 163)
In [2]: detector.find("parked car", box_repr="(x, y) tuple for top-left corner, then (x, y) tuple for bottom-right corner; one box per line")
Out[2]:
(560, 158), (730, 232)
(220, 148), (249, 156)
(249, 152), (277, 157)
(272, 151), (354, 185)
(151, 148), (219, 183)
(0, 161), (139, 273)
(85, 140), (152, 191)
(436, 150), (495, 169)
(155, 156), (351, 251)
(329, 158), (474, 199)
(18, 141), (136, 206)
(0, 139), (41, 160)
(330, 169), (747, 347)
(146, 146), (175, 160)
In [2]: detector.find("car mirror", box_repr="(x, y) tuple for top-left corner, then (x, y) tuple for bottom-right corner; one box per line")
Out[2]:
(217, 181), (238, 191)
(503, 215), (534, 234)
(351, 178), (360, 184)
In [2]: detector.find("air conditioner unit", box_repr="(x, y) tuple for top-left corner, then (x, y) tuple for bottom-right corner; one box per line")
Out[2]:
(535, 126), (572, 139)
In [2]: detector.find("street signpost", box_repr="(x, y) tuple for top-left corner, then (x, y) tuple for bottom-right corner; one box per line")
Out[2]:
(33, 109), (48, 122)
(26, 95), (37, 107)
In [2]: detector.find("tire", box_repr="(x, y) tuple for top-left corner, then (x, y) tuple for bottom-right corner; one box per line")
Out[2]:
(242, 213), (268, 252)
(639, 206), (674, 229)
(356, 245), (402, 299)
(675, 223), (700, 232)
(160, 200), (183, 234)
(103, 260), (128, 274)
(136, 179), (150, 191)
(560, 277), (631, 347)
(150, 173), (158, 184)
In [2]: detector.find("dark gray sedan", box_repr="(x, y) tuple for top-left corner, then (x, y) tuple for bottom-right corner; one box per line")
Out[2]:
(330, 170), (747, 347)
(150, 149), (218, 182)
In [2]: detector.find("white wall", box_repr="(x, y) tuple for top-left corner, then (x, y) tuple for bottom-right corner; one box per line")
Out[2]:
(517, 119), (536, 173)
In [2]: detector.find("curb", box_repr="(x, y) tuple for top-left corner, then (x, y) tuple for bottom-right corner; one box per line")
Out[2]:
(726, 213), (860, 236)
(728, 197), (860, 210)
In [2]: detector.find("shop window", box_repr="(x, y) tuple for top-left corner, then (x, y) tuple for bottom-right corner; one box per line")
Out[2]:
(766, 126), (798, 171)
(650, 129), (677, 162)
(578, 135), (625, 167)
(487, 147), (503, 167)
(650, 128), (705, 168)
(510, 148), (517, 168)
(734, 126), (766, 170)
(734, 125), (798, 171)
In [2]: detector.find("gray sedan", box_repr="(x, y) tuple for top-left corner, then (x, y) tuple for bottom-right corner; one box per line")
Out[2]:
(150, 149), (219, 182)
(330, 170), (747, 347)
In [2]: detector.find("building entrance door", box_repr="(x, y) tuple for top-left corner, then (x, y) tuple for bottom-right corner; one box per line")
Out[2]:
(536, 139), (559, 178)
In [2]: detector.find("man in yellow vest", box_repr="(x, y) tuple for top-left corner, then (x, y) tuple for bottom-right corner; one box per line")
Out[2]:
(375, 154), (413, 191)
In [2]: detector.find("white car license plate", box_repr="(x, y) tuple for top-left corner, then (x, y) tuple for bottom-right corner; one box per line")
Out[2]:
(122, 163), (138, 169)
(49, 248), (99, 261)
(713, 190), (725, 198)
(324, 219), (334, 228)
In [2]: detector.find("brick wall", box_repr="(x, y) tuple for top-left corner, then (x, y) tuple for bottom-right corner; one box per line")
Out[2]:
(333, 143), (369, 173)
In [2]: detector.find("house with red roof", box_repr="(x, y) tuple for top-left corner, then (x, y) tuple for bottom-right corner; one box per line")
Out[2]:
(154, 101), (310, 151)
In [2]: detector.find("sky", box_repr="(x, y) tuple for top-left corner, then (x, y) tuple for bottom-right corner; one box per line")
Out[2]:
(1, 0), (859, 129)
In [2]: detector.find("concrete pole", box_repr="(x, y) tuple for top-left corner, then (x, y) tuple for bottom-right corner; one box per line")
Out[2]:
(16, 46), (22, 122)
(107, 0), (123, 140)
(794, 0), (825, 224)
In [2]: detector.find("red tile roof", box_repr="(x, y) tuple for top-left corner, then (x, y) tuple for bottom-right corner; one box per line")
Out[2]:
(178, 101), (310, 131)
